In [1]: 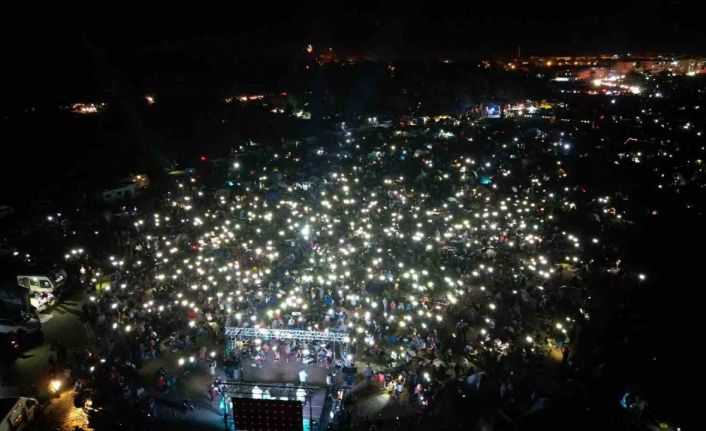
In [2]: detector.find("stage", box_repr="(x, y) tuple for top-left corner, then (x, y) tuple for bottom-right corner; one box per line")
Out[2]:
(216, 381), (329, 431)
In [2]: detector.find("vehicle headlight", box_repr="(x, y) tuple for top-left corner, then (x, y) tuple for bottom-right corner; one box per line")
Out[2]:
(50, 379), (62, 391)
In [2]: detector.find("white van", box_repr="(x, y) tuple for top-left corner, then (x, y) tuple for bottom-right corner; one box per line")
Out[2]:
(17, 276), (55, 294)
(17, 269), (67, 294)
(0, 397), (38, 431)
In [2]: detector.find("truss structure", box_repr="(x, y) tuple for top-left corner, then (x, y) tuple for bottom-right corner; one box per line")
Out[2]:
(216, 381), (320, 397)
(224, 326), (349, 343)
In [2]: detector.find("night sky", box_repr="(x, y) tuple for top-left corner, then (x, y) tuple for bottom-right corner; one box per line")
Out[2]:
(1, 0), (704, 104)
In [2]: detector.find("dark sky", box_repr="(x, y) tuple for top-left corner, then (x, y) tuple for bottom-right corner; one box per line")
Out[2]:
(1, 0), (704, 103)
(3, 0), (704, 54)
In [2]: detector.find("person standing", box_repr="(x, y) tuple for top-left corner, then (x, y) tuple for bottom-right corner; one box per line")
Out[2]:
(365, 364), (374, 385)
(209, 383), (218, 402)
(561, 345), (570, 366)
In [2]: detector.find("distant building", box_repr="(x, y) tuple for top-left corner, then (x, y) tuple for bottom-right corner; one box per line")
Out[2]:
(569, 57), (706, 80)
(102, 174), (149, 203)
(482, 103), (502, 119)
(69, 102), (107, 115)
(103, 183), (139, 203)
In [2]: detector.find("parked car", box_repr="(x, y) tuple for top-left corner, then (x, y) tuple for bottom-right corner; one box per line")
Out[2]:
(0, 315), (41, 336)
(0, 333), (23, 362)
(0, 397), (38, 431)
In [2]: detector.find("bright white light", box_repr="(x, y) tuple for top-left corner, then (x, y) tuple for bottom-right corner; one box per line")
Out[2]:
(50, 379), (62, 392)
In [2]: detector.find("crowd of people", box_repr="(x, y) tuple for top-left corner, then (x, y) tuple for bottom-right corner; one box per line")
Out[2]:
(48, 116), (648, 430)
